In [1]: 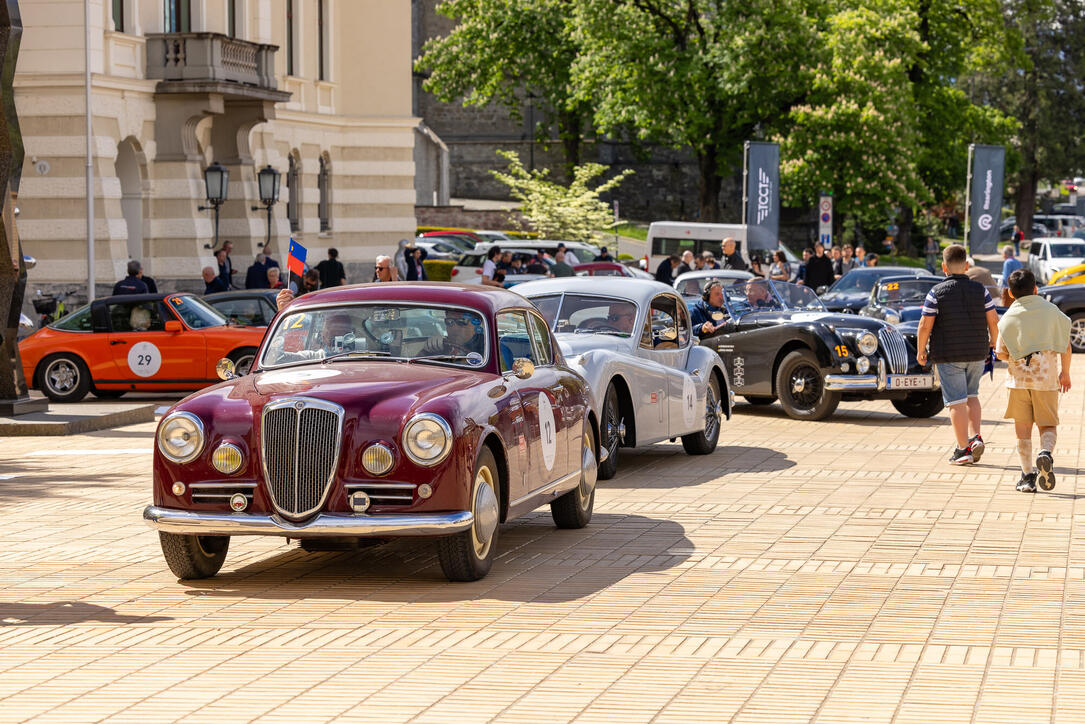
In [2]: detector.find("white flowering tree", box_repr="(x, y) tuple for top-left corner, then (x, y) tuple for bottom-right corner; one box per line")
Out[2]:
(490, 150), (633, 242)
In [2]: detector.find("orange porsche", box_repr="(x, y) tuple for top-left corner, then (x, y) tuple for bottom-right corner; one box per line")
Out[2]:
(19, 292), (268, 402)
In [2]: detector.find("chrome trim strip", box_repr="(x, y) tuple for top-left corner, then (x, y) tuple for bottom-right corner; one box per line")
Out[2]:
(508, 470), (580, 510)
(143, 505), (473, 537)
(344, 481), (416, 490)
(190, 493), (253, 501)
(825, 373), (937, 392)
(189, 482), (258, 490)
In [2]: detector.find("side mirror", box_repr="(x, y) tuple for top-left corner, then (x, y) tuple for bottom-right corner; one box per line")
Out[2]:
(165, 320), (183, 332)
(216, 358), (236, 381)
(816, 285), (828, 295)
(512, 358), (535, 379)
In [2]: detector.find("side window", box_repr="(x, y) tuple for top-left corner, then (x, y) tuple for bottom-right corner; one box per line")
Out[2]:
(109, 301), (164, 332)
(673, 296), (691, 345)
(51, 305), (93, 331)
(530, 295), (561, 327)
(527, 312), (554, 366)
(213, 298), (266, 326)
(642, 295), (679, 348)
(495, 311), (536, 372)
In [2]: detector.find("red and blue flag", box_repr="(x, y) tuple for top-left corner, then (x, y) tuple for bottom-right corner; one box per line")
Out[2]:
(287, 239), (307, 277)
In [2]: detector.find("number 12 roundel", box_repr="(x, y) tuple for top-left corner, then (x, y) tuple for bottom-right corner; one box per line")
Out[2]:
(538, 392), (557, 471)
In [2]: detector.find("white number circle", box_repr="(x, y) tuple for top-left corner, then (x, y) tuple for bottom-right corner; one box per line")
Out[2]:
(538, 392), (556, 471)
(682, 376), (697, 427)
(127, 341), (162, 378)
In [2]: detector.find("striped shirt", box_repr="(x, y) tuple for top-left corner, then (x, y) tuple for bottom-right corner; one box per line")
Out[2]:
(921, 288), (995, 317)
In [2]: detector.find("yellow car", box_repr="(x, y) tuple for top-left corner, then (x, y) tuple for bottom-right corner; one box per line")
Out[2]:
(1048, 263), (1085, 285)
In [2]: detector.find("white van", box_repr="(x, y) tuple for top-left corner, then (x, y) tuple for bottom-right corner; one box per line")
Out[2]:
(646, 221), (798, 279)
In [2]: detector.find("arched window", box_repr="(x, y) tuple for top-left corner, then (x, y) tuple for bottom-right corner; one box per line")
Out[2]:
(287, 153), (300, 233)
(318, 154), (331, 232)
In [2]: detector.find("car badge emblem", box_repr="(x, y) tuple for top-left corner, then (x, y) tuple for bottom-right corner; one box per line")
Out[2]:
(294, 401), (305, 411)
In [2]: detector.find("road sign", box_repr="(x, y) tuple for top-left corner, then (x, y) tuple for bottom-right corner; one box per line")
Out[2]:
(819, 194), (833, 247)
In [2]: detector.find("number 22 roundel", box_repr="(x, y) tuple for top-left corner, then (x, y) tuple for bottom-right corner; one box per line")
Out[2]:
(538, 392), (557, 471)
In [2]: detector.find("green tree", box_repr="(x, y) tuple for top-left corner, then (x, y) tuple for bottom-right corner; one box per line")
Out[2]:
(415, 0), (590, 167)
(491, 150), (634, 242)
(571, 0), (820, 222)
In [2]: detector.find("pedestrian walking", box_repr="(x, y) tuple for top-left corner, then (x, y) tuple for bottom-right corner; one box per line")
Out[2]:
(916, 244), (1001, 465)
(405, 245), (428, 280)
(721, 238), (747, 271)
(316, 248), (346, 287)
(802, 243), (835, 290)
(202, 266), (227, 294)
(924, 237), (940, 273)
(1011, 224), (1024, 256)
(113, 260), (149, 295)
(481, 247), (504, 287)
(995, 269), (1072, 492)
(655, 254), (680, 283)
(1000, 246), (1023, 306)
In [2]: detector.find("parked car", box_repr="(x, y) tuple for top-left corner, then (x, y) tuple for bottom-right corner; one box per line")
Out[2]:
(1048, 263), (1085, 286)
(203, 290), (279, 327)
(1034, 215), (1085, 238)
(999, 217), (1049, 241)
(417, 232), (476, 253)
(515, 277), (730, 479)
(1026, 238), (1085, 284)
(414, 238), (466, 261)
(574, 262), (653, 279)
(673, 269), (756, 304)
(451, 240), (602, 282)
(19, 293), (267, 402)
(700, 279), (941, 420)
(1041, 283), (1085, 352)
(419, 229), (485, 249)
(143, 283), (599, 582)
(859, 276), (942, 325)
(818, 266), (935, 313)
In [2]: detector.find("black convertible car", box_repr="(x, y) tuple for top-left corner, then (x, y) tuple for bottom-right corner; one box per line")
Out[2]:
(859, 275), (941, 324)
(700, 280), (942, 420)
(819, 266), (936, 313)
(1041, 283), (1085, 352)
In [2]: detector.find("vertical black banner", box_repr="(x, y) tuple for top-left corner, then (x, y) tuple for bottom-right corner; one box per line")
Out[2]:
(968, 144), (1005, 255)
(744, 142), (780, 252)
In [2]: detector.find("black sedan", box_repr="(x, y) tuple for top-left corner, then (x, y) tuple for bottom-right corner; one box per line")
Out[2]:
(202, 289), (278, 327)
(859, 275), (941, 325)
(700, 279), (942, 420)
(819, 266), (937, 313)
(1041, 283), (1085, 352)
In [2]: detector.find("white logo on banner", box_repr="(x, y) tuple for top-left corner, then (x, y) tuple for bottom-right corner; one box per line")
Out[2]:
(978, 214), (993, 231)
(538, 392), (556, 471)
(983, 169), (994, 210)
(757, 169), (773, 224)
(128, 341), (162, 377)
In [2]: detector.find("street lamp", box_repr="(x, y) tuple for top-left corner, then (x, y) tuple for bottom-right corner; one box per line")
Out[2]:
(251, 164), (280, 254)
(198, 161), (229, 251)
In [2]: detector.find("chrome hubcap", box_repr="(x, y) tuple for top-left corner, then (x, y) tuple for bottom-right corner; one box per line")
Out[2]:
(1072, 319), (1085, 349)
(704, 386), (721, 440)
(471, 468), (499, 559)
(46, 360), (78, 392)
(791, 377), (805, 394)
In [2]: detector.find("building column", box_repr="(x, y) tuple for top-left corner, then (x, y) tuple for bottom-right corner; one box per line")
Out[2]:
(212, 99), (277, 258)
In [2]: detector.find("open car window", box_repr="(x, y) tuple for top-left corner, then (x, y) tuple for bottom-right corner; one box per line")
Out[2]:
(109, 301), (166, 332)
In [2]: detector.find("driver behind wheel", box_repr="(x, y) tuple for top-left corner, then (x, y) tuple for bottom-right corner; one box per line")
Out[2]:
(422, 309), (484, 358)
(745, 280), (774, 309)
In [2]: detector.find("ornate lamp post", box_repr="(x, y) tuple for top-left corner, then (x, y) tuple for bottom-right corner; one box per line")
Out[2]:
(198, 161), (228, 250)
(251, 164), (280, 254)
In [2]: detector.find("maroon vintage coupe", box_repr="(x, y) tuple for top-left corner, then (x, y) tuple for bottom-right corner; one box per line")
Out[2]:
(144, 283), (599, 581)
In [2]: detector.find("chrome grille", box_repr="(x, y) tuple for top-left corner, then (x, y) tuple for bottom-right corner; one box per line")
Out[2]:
(878, 327), (909, 374)
(261, 398), (344, 518)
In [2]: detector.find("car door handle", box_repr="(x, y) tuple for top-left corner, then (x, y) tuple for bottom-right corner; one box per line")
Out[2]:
(110, 340), (127, 346)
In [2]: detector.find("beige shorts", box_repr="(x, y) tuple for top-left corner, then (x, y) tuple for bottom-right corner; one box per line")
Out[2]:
(1004, 388), (1060, 427)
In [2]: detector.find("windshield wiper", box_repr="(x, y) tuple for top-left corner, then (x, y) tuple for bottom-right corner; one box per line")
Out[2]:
(321, 350), (395, 364)
(411, 353), (484, 366)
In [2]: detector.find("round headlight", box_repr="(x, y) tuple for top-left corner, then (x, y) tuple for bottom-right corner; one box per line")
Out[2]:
(856, 356), (871, 374)
(403, 413), (452, 466)
(857, 332), (879, 356)
(362, 443), (395, 476)
(211, 442), (244, 475)
(157, 412), (205, 463)
(885, 313), (901, 325)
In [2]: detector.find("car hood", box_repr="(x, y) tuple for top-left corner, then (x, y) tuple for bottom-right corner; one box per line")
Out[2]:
(555, 333), (631, 358)
(742, 310), (887, 331)
(819, 291), (869, 309)
(1047, 258), (1084, 272)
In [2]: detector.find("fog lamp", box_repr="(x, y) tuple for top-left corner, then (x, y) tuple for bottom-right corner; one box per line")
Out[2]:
(856, 356), (871, 374)
(172, 481), (186, 496)
(840, 362), (851, 373)
(211, 442), (244, 475)
(418, 483), (433, 499)
(362, 443), (394, 476)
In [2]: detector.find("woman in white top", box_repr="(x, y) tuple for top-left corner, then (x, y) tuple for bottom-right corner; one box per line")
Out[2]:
(769, 250), (791, 281)
(481, 247), (504, 287)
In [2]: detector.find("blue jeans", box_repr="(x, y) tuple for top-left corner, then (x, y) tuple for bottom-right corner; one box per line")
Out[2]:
(936, 361), (984, 407)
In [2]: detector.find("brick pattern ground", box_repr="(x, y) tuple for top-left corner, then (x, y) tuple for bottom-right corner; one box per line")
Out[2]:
(0, 357), (1082, 723)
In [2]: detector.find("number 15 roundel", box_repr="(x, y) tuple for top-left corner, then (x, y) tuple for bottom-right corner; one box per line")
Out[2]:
(538, 392), (556, 471)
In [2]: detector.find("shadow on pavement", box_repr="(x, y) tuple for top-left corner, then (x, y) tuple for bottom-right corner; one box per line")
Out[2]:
(177, 513), (694, 603)
(0, 601), (171, 626)
(601, 445), (795, 488)
(0, 459), (141, 502)
(732, 402), (1004, 428)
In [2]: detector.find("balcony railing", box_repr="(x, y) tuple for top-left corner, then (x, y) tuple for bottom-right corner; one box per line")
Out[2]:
(145, 33), (279, 90)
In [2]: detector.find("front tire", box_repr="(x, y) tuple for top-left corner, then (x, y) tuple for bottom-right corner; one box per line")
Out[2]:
(551, 426), (596, 528)
(1070, 312), (1085, 353)
(598, 383), (623, 480)
(228, 346), (258, 375)
(775, 349), (840, 421)
(437, 446), (500, 582)
(158, 532), (229, 579)
(892, 391), (945, 418)
(682, 375), (723, 454)
(38, 353), (90, 402)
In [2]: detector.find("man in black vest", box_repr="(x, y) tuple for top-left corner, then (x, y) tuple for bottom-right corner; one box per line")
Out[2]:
(916, 244), (1000, 465)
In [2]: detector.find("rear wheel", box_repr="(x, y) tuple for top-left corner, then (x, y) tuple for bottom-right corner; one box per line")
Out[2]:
(682, 375), (723, 454)
(892, 391), (945, 418)
(158, 532), (229, 579)
(437, 446), (500, 581)
(775, 349), (840, 421)
(551, 426), (596, 528)
(1070, 313), (1085, 353)
(598, 383), (623, 480)
(38, 353), (90, 403)
(228, 346), (258, 376)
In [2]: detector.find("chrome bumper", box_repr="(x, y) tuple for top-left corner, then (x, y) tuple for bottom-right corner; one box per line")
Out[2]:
(143, 505), (473, 538)
(824, 359), (938, 392)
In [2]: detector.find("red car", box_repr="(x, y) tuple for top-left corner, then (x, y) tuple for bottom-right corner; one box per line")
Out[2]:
(143, 283), (599, 582)
(19, 293), (267, 402)
(574, 262), (652, 279)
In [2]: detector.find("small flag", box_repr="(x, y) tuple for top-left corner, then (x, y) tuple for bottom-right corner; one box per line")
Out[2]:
(287, 239), (307, 277)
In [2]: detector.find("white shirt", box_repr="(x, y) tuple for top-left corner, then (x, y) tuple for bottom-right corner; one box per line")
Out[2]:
(563, 249), (581, 265)
(482, 259), (497, 280)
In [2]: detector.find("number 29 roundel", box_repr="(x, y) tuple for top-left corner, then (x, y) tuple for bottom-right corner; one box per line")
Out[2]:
(127, 341), (163, 378)
(538, 392), (557, 471)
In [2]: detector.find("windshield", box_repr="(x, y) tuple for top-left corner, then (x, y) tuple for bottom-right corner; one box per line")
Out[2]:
(875, 279), (938, 304)
(167, 295), (227, 329)
(260, 304), (488, 369)
(723, 279), (824, 316)
(1049, 242), (1085, 259)
(675, 272), (752, 297)
(527, 293), (638, 337)
(827, 268), (904, 294)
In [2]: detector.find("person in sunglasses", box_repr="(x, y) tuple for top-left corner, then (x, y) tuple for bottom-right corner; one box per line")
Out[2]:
(422, 309), (485, 357)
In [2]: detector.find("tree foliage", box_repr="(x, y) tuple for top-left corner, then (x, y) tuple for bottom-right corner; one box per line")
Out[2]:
(491, 150), (633, 242)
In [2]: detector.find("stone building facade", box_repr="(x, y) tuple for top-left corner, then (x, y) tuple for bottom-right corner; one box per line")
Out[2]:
(16, 0), (439, 300)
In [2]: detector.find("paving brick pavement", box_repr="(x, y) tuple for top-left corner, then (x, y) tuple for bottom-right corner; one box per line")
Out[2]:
(1, 356), (1083, 723)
